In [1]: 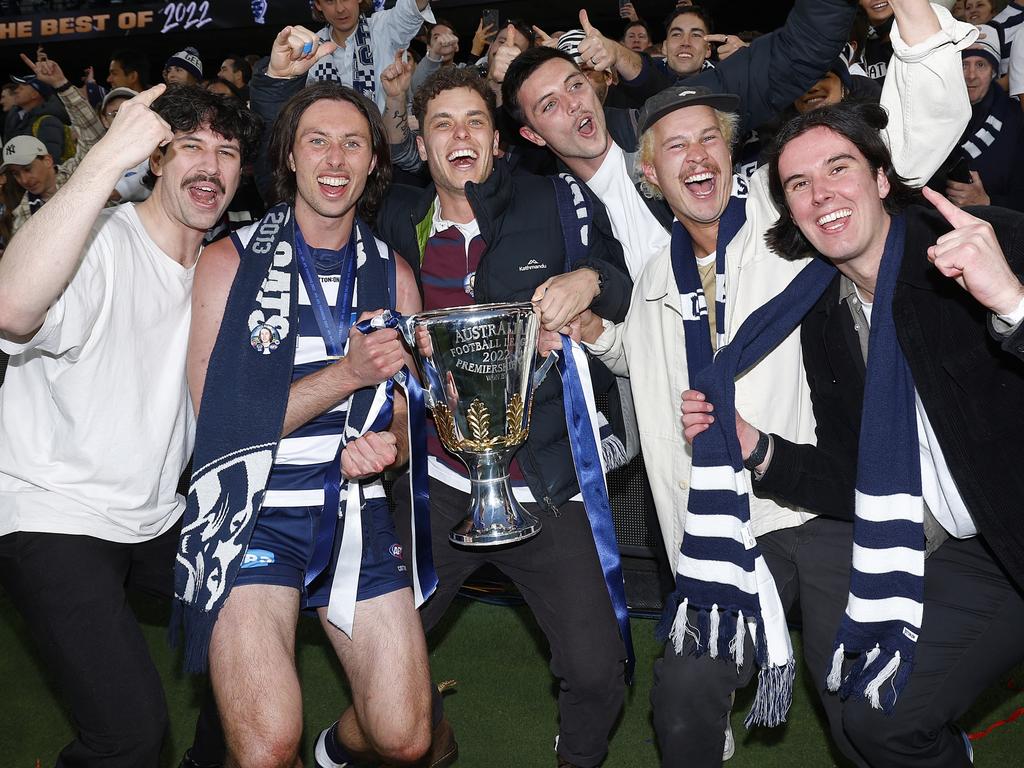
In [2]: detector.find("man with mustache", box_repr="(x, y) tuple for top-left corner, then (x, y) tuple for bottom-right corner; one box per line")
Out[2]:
(0, 84), (259, 767)
(178, 27), (435, 768)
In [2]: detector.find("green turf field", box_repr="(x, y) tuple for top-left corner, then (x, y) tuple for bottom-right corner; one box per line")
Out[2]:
(2, 592), (1021, 766)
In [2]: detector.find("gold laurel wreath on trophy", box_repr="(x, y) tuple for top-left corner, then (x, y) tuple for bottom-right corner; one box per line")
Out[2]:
(433, 394), (529, 452)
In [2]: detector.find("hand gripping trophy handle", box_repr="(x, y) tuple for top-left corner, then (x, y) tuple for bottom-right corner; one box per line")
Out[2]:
(396, 303), (554, 546)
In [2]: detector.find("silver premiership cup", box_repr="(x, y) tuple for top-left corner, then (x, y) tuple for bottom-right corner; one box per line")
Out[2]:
(399, 302), (554, 546)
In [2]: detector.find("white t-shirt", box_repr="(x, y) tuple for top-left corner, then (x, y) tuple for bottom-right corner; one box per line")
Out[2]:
(586, 141), (670, 280)
(0, 204), (196, 542)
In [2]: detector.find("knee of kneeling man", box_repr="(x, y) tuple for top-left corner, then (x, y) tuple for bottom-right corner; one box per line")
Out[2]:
(374, 723), (432, 765)
(561, 653), (626, 698)
(234, 733), (303, 768)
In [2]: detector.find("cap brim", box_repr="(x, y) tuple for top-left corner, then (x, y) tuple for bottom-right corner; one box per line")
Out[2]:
(638, 92), (740, 134)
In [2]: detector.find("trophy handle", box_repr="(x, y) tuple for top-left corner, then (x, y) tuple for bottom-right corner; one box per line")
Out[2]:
(533, 350), (558, 388)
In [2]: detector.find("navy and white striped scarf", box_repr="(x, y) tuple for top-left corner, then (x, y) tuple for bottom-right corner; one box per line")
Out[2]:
(826, 216), (923, 714)
(670, 190), (747, 364)
(309, 15), (376, 102)
(960, 86), (1010, 163)
(667, 215), (923, 722)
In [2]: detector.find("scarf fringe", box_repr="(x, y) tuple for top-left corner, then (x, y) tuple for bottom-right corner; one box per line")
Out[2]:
(827, 643), (845, 692)
(836, 645), (910, 714)
(733, 610), (746, 669)
(708, 603), (721, 658)
(743, 659), (796, 729)
(668, 598), (699, 655)
(600, 433), (629, 472)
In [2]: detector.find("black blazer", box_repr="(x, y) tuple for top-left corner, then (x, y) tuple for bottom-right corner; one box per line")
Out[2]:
(754, 205), (1024, 590)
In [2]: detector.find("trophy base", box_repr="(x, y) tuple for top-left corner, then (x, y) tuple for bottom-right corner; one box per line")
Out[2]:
(449, 515), (542, 547)
(448, 466), (542, 547)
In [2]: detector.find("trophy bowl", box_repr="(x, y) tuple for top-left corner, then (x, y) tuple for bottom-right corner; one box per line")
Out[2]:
(400, 302), (551, 546)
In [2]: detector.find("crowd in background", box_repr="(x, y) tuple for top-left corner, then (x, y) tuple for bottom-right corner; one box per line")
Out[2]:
(3, 0), (1023, 257)
(2, 1), (1024, 767)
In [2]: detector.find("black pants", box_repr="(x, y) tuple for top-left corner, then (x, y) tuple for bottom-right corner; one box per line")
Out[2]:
(840, 535), (1024, 767)
(394, 476), (627, 768)
(0, 525), (180, 767)
(650, 517), (865, 768)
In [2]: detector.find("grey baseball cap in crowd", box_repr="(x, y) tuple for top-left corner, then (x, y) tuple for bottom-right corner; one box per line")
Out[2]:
(1, 135), (49, 171)
(102, 87), (139, 111)
(637, 85), (740, 134)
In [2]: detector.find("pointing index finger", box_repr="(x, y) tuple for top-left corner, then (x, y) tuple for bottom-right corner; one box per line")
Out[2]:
(922, 184), (977, 229)
(131, 83), (168, 108)
(19, 52), (38, 72)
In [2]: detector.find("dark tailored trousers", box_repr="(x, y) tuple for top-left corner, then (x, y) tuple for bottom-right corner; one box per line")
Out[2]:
(651, 519), (1024, 768)
(650, 517), (866, 768)
(840, 535), (1024, 768)
(0, 524), (180, 768)
(393, 475), (627, 768)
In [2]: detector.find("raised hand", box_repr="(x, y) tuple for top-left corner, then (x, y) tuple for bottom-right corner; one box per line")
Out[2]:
(19, 51), (68, 89)
(428, 28), (459, 61)
(577, 9), (617, 72)
(381, 48), (414, 99)
(488, 23), (523, 84)
(267, 25), (338, 79)
(93, 84), (174, 170)
(531, 25), (558, 49)
(472, 18), (497, 57)
(923, 186), (1024, 316)
(706, 33), (748, 61)
(341, 431), (399, 479)
(619, 2), (639, 22)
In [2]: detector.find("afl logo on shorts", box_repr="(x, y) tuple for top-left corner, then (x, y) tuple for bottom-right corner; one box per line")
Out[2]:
(389, 543), (403, 560)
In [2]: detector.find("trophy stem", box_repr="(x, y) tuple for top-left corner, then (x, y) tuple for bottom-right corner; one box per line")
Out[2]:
(449, 450), (542, 546)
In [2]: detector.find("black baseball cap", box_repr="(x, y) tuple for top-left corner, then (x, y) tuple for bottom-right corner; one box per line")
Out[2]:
(637, 85), (740, 134)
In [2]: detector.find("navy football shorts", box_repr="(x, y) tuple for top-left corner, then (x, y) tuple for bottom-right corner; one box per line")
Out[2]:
(234, 495), (410, 608)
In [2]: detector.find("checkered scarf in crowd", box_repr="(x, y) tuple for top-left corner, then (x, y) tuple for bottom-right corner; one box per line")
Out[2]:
(665, 214), (924, 724)
(308, 14), (377, 102)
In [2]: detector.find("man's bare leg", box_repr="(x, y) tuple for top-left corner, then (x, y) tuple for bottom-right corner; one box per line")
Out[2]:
(209, 584), (303, 768)
(318, 587), (431, 765)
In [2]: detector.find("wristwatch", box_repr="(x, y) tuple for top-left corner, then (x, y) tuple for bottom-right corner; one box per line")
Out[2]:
(743, 430), (770, 472)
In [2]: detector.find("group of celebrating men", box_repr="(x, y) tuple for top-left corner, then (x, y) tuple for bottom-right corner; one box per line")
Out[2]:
(1, 0), (1023, 767)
